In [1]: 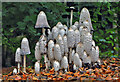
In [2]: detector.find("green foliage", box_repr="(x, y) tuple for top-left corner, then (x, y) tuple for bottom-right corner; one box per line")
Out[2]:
(2, 2), (120, 66)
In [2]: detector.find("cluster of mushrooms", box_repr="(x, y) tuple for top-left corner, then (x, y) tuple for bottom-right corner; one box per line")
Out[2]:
(15, 8), (100, 75)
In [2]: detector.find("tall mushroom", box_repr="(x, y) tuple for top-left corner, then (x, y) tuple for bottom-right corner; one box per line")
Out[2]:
(63, 35), (68, 55)
(48, 40), (54, 62)
(35, 42), (41, 63)
(79, 8), (94, 34)
(35, 61), (40, 74)
(67, 28), (75, 64)
(15, 48), (21, 73)
(35, 11), (50, 35)
(75, 29), (80, 47)
(21, 37), (31, 73)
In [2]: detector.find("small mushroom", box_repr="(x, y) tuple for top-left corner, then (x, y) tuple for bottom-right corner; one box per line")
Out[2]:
(63, 35), (68, 54)
(59, 28), (65, 37)
(63, 25), (68, 34)
(15, 48), (21, 73)
(35, 42), (41, 62)
(13, 68), (17, 74)
(21, 37), (31, 73)
(71, 25), (78, 31)
(35, 61), (40, 74)
(47, 29), (53, 41)
(52, 26), (59, 39)
(56, 22), (64, 29)
(53, 60), (60, 75)
(92, 40), (95, 47)
(75, 29), (80, 47)
(61, 56), (68, 72)
(74, 21), (79, 28)
(48, 40), (54, 61)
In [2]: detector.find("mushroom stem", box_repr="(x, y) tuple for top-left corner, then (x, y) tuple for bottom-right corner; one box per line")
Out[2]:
(42, 28), (45, 35)
(70, 10), (73, 26)
(44, 54), (48, 70)
(23, 55), (26, 73)
(69, 48), (72, 64)
(18, 63), (20, 73)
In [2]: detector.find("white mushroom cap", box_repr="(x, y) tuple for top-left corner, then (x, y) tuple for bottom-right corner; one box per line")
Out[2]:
(92, 40), (95, 47)
(83, 20), (90, 32)
(54, 44), (62, 61)
(47, 29), (53, 41)
(83, 32), (92, 55)
(15, 48), (22, 63)
(13, 68), (17, 74)
(71, 49), (75, 62)
(73, 64), (77, 70)
(61, 56), (68, 69)
(67, 28), (75, 48)
(39, 35), (47, 54)
(82, 51), (88, 60)
(90, 46), (97, 62)
(74, 21), (79, 28)
(76, 43), (84, 59)
(35, 42), (41, 61)
(52, 26), (59, 39)
(75, 29), (80, 47)
(74, 53), (82, 68)
(35, 61), (40, 74)
(63, 35), (68, 54)
(53, 60), (60, 72)
(56, 35), (64, 56)
(59, 28), (65, 37)
(79, 8), (93, 31)
(71, 25), (78, 31)
(56, 22), (64, 29)
(63, 25), (68, 34)
(95, 46), (99, 61)
(21, 37), (31, 55)
(48, 40), (54, 61)
(35, 11), (50, 28)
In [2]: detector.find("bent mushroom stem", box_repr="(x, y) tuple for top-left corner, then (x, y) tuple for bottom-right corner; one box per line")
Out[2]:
(18, 63), (20, 73)
(23, 55), (26, 73)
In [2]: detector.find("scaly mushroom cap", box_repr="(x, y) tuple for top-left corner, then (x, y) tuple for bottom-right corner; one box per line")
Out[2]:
(83, 56), (91, 64)
(54, 44), (62, 61)
(83, 32), (92, 55)
(56, 35), (64, 56)
(63, 25), (68, 34)
(56, 22), (64, 29)
(83, 20), (90, 32)
(63, 35), (68, 54)
(53, 60), (60, 72)
(74, 21), (79, 28)
(71, 25), (78, 31)
(21, 37), (31, 55)
(35, 61), (40, 74)
(79, 26), (89, 43)
(71, 49), (75, 62)
(52, 26), (59, 39)
(67, 28), (75, 48)
(74, 53), (82, 68)
(75, 29), (80, 47)
(79, 8), (93, 32)
(15, 48), (21, 63)
(76, 42), (84, 59)
(48, 40), (54, 61)
(39, 35), (47, 54)
(35, 11), (50, 28)
(92, 40), (95, 47)
(47, 29), (53, 41)
(90, 46), (96, 62)
(61, 56), (68, 69)
(59, 28), (65, 37)
(35, 42), (41, 61)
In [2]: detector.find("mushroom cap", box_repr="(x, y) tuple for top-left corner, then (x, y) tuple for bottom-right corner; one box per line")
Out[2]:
(83, 56), (91, 64)
(35, 11), (50, 29)
(79, 8), (93, 31)
(61, 56), (68, 69)
(92, 40), (95, 47)
(53, 60), (60, 72)
(56, 22), (64, 29)
(35, 42), (41, 61)
(56, 35), (64, 56)
(74, 21), (79, 28)
(67, 28), (75, 48)
(13, 68), (17, 74)
(48, 40), (54, 61)
(71, 25), (78, 31)
(15, 48), (21, 63)
(74, 53), (82, 68)
(21, 37), (31, 55)
(63, 35), (68, 54)
(35, 61), (40, 74)
(83, 20), (90, 32)
(75, 29), (80, 47)
(90, 46), (97, 62)
(76, 43), (84, 59)
(52, 26), (59, 39)
(71, 49), (75, 62)
(39, 35), (47, 54)
(95, 46), (99, 61)
(82, 51), (88, 60)
(54, 44), (62, 61)
(63, 25), (68, 34)
(83, 32), (92, 55)
(59, 28), (65, 37)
